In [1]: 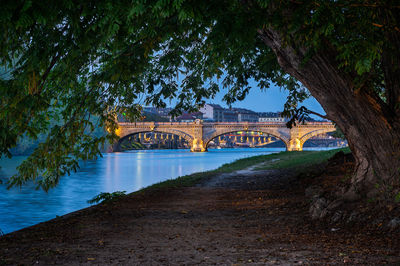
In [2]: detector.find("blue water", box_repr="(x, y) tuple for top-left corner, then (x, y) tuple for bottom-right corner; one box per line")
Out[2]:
(0, 148), (293, 234)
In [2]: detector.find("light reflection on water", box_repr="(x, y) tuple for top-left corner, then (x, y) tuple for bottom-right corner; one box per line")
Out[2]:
(0, 147), (328, 234)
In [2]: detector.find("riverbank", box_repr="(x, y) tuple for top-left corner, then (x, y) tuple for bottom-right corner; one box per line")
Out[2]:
(1, 149), (400, 264)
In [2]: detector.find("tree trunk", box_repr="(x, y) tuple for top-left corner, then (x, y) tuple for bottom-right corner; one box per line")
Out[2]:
(258, 29), (400, 199)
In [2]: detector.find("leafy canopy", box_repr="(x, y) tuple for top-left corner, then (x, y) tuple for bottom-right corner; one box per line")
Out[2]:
(1, 0), (397, 190)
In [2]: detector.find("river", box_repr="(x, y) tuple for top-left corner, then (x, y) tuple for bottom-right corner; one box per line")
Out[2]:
(0, 147), (331, 234)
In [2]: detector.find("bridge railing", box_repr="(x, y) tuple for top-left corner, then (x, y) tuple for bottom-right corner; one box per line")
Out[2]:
(117, 121), (334, 127)
(118, 122), (194, 126)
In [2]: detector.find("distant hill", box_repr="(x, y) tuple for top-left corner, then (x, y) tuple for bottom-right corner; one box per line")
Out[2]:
(141, 112), (169, 122)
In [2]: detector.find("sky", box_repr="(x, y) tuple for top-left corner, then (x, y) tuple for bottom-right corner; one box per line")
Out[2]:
(206, 81), (326, 114)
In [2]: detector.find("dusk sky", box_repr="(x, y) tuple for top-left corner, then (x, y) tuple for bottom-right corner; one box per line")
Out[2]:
(163, 76), (327, 115)
(207, 81), (326, 114)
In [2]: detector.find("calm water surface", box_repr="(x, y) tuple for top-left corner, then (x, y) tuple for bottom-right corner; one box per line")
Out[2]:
(0, 148), (291, 234)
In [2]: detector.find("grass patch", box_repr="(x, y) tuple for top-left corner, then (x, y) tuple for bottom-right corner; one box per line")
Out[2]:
(135, 153), (282, 192)
(134, 148), (350, 193)
(255, 147), (351, 171)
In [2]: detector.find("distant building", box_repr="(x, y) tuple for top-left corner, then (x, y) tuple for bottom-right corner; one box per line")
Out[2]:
(221, 109), (238, 122)
(175, 112), (203, 122)
(200, 104), (222, 121)
(199, 104), (239, 122)
(258, 112), (287, 122)
(143, 105), (294, 123)
(258, 117), (286, 122)
(232, 108), (259, 122)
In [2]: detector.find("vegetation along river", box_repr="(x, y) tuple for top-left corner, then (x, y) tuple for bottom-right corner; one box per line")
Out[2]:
(0, 147), (331, 234)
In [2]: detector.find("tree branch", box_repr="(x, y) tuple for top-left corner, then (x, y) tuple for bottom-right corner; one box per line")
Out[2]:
(37, 52), (61, 94)
(302, 107), (330, 120)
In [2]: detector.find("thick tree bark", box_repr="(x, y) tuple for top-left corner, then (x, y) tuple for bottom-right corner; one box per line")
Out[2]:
(258, 28), (400, 199)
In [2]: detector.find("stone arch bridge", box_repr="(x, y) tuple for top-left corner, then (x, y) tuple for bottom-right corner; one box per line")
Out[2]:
(113, 120), (336, 152)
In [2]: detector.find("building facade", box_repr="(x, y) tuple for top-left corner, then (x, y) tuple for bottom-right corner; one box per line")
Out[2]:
(222, 109), (238, 122)
(232, 108), (259, 122)
(199, 104), (238, 122)
(258, 112), (287, 122)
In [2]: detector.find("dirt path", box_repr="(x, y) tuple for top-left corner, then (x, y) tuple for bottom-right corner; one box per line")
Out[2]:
(1, 163), (400, 265)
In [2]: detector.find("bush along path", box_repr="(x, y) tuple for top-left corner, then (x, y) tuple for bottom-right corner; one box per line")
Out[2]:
(1, 149), (400, 265)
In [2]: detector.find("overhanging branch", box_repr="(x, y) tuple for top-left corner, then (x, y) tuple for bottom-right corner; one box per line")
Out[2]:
(302, 107), (330, 120)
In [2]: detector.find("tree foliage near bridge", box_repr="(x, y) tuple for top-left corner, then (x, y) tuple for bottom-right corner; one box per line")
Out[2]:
(1, 1), (399, 197)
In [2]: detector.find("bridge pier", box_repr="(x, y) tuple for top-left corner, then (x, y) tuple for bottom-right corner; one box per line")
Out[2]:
(286, 127), (302, 151)
(286, 138), (302, 151)
(190, 139), (207, 152)
(190, 119), (207, 152)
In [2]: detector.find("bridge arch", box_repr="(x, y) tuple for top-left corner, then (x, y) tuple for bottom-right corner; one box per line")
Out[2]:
(114, 128), (194, 151)
(298, 127), (337, 150)
(204, 129), (290, 150)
